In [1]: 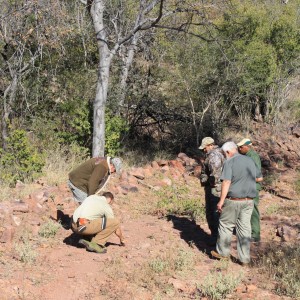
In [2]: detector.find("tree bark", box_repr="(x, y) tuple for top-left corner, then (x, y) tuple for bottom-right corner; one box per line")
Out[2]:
(90, 1), (112, 156)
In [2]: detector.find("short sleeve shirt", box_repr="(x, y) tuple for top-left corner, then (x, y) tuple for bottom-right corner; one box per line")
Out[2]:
(220, 153), (262, 198)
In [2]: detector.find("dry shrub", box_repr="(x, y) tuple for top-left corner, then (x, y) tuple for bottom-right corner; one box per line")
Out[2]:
(257, 243), (300, 299)
(199, 269), (243, 300)
(42, 143), (89, 185)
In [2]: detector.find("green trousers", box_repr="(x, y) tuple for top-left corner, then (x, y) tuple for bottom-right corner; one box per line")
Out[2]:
(251, 191), (260, 241)
(216, 199), (254, 263)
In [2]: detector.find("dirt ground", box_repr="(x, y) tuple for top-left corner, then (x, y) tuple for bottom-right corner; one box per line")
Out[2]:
(0, 168), (299, 300)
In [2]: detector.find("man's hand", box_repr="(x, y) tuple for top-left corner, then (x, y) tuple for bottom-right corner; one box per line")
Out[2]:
(217, 201), (224, 213)
(120, 239), (126, 247)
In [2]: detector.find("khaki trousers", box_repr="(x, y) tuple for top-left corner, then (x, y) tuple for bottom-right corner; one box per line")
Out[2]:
(216, 199), (254, 263)
(72, 218), (120, 247)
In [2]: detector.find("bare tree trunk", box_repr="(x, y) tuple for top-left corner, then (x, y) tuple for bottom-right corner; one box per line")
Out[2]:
(118, 35), (138, 113)
(90, 0), (112, 156)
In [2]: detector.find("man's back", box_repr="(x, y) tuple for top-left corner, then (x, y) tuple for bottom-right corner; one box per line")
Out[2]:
(221, 154), (260, 198)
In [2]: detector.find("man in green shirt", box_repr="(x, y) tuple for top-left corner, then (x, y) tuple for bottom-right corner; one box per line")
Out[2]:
(68, 156), (122, 203)
(71, 192), (125, 253)
(237, 138), (262, 242)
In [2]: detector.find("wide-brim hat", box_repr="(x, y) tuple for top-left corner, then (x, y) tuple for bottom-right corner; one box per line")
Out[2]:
(111, 157), (122, 174)
(237, 138), (252, 147)
(199, 137), (215, 150)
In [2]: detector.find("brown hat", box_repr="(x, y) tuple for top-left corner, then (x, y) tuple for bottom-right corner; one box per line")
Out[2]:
(199, 137), (214, 150)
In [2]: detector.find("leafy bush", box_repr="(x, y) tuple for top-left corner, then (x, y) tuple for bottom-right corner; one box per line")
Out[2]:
(105, 109), (128, 156)
(258, 244), (300, 298)
(199, 270), (243, 300)
(0, 129), (44, 185)
(38, 220), (61, 238)
(149, 248), (195, 274)
(14, 235), (38, 264)
(155, 186), (205, 221)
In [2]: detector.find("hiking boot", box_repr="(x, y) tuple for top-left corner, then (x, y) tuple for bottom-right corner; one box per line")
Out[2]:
(78, 239), (107, 254)
(211, 250), (229, 260)
(238, 260), (251, 267)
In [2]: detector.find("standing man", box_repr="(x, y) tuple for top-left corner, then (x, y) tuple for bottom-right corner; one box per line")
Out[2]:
(199, 137), (225, 246)
(211, 141), (262, 265)
(71, 192), (125, 253)
(237, 138), (262, 242)
(68, 156), (122, 203)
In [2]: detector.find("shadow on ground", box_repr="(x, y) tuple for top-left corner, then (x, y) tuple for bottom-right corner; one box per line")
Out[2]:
(167, 215), (214, 255)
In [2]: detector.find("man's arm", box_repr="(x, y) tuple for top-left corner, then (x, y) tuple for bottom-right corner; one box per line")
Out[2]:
(217, 180), (231, 213)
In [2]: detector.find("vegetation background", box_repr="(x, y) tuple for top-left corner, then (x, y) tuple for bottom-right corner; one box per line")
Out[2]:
(1, 0), (299, 185)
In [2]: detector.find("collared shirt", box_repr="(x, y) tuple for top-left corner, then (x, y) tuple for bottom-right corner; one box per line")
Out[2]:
(246, 149), (262, 191)
(221, 153), (262, 198)
(73, 195), (114, 222)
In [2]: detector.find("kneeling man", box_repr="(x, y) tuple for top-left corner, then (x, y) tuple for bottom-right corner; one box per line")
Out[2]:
(72, 192), (125, 253)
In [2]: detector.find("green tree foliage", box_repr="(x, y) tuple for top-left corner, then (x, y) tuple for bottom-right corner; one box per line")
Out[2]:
(105, 109), (128, 156)
(0, 130), (44, 185)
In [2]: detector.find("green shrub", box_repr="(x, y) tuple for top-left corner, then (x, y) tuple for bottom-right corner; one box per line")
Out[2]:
(258, 244), (300, 298)
(155, 186), (205, 221)
(0, 129), (44, 185)
(38, 220), (61, 238)
(14, 236), (38, 264)
(105, 109), (129, 156)
(199, 270), (243, 300)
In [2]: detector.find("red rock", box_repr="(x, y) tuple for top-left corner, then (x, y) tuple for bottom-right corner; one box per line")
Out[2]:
(11, 201), (29, 213)
(292, 127), (300, 138)
(246, 285), (258, 292)
(169, 160), (185, 173)
(156, 160), (168, 166)
(0, 226), (15, 243)
(116, 186), (128, 195)
(162, 177), (172, 186)
(130, 168), (145, 180)
(170, 168), (181, 180)
(161, 165), (169, 173)
(11, 216), (21, 226)
(128, 185), (139, 193)
(29, 190), (48, 204)
(143, 168), (153, 178)
(193, 165), (202, 178)
(119, 170), (128, 182)
(168, 278), (190, 293)
(177, 152), (188, 159)
(128, 175), (138, 184)
(151, 161), (160, 169)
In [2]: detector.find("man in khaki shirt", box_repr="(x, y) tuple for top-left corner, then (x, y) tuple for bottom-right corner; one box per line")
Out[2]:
(71, 192), (125, 253)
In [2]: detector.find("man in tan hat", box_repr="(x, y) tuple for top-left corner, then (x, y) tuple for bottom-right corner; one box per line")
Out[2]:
(237, 138), (262, 242)
(199, 137), (225, 246)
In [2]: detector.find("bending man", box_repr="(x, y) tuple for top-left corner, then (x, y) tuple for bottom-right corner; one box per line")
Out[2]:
(68, 156), (122, 203)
